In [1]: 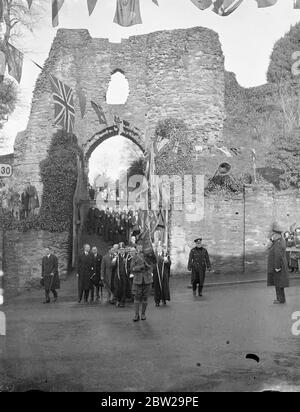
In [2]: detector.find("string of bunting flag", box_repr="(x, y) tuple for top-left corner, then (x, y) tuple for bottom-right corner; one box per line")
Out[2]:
(49, 0), (300, 27)
(1, 1), (300, 33)
(1, 0), (300, 83)
(45, 0), (300, 27)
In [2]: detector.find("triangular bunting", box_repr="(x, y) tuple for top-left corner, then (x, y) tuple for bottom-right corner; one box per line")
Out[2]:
(52, 0), (65, 27)
(27, 0), (33, 9)
(190, 0), (212, 10)
(91, 100), (107, 125)
(294, 0), (300, 9)
(255, 0), (278, 7)
(212, 0), (244, 16)
(77, 87), (87, 118)
(113, 0), (142, 27)
(0, 50), (5, 82)
(0, 0), (4, 23)
(87, 0), (98, 16)
(6, 43), (24, 83)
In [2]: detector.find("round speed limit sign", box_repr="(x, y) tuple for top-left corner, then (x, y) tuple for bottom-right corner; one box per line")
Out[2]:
(0, 164), (13, 178)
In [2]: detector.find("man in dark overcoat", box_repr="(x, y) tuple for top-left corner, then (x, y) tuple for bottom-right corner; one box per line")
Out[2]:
(101, 248), (115, 303)
(267, 222), (289, 304)
(41, 247), (60, 304)
(153, 245), (171, 306)
(20, 186), (29, 219)
(125, 247), (134, 302)
(113, 247), (128, 307)
(90, 246), (103, 302)
(77, 244), (93, 303)
(188, 238), (211, 297)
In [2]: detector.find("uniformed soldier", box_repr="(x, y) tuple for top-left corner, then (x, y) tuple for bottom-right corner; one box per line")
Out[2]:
(130, 244), (153, 322)
(188, 238), (211, 297)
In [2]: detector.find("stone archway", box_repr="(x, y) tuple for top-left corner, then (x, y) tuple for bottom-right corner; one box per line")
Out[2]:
(73, 122), (147, 265)
(83, 122), (146, 169)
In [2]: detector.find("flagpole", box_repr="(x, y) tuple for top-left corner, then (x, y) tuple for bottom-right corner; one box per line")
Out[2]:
(253, 156), (257, 183)
(251, 148), (257, 183)
(164, 206), (168, 249)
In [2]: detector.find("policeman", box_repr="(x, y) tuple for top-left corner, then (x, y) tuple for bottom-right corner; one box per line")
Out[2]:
(188, 238), (211, 297)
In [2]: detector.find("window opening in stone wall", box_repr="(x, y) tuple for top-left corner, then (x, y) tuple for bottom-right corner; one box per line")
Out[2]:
(106, 70), (129, 105)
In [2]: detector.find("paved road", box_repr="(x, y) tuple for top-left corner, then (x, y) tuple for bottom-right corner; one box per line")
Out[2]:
(1, 278), (300, 392)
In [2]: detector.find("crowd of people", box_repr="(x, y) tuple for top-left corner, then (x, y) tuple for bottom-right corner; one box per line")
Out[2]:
(76, 239), (172, 321)
(0, 181), (40, 220)
(41, 236), (173, 322)
(86, 206), (165, 245)
(283, 226), (300, 273)
(38, 215), (299, 322)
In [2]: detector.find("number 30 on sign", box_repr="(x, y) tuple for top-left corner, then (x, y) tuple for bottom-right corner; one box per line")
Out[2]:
(0, 164), (13, 177)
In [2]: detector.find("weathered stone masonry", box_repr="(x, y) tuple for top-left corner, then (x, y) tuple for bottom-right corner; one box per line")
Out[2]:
(4, 26), (226, 292)
(12, 26), (225, 196)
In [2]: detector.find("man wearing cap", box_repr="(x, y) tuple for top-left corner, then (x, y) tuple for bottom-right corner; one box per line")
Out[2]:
(267, 222), (289, 304)
(130, 244), (153, 321)
(188, 238), (211, 297)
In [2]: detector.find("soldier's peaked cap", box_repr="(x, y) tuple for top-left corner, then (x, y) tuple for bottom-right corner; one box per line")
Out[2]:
(194, 238), (202, 242)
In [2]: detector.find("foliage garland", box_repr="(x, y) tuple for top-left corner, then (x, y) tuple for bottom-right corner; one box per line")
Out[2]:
(39, 130), (83, 232)
(154, 118), (193, 176)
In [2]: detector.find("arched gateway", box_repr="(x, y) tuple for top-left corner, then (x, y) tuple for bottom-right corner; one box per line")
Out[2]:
(3, 26), (225, 293)
(83, 123), (146, 165)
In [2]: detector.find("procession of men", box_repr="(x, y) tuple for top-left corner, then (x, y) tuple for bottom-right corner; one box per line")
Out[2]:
(41, 219), (296, 312)
(40, 233), (216, 321)
(76, 240), (173, 320)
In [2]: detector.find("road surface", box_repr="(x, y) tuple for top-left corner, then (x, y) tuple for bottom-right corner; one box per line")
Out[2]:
(1, 278), (300, 392)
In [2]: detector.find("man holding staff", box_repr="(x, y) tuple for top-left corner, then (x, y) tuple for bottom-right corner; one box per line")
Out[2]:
(41, 247), (60, 304)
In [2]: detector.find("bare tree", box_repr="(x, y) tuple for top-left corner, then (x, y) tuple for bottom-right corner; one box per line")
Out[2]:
(0, 1), (47, 128)
(1, 0), (46, 46)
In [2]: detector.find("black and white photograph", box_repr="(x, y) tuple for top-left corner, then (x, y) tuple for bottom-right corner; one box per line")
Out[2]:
(0, 0), (300, 395)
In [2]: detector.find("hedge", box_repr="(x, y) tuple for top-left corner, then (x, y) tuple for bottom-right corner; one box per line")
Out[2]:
(39, 130), (83, 232)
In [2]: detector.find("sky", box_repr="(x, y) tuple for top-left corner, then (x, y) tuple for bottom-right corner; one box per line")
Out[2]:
(1, 0), (300, 163)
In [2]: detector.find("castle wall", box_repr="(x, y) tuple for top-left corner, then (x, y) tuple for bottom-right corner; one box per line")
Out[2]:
(170, 188), (300, 274)
(4, 26), (226, 294)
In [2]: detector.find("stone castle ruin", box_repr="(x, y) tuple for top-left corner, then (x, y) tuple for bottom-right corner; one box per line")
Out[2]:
(2, 26), (299, 294)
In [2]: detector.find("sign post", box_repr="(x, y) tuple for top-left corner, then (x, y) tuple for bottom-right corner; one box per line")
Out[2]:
(0, 164), (13, 178)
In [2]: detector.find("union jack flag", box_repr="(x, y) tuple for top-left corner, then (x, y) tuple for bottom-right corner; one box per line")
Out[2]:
(50, 74), (75, 133)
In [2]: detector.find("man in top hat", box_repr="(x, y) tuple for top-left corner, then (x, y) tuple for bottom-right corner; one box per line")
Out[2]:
(113, 246), (128, 307)
(267, 222), (289, 304)
(188, 238), (211, 297)
(77, 244), (93, 303)
(90, 246), (103, 302)
(153, 245), (171, 306)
